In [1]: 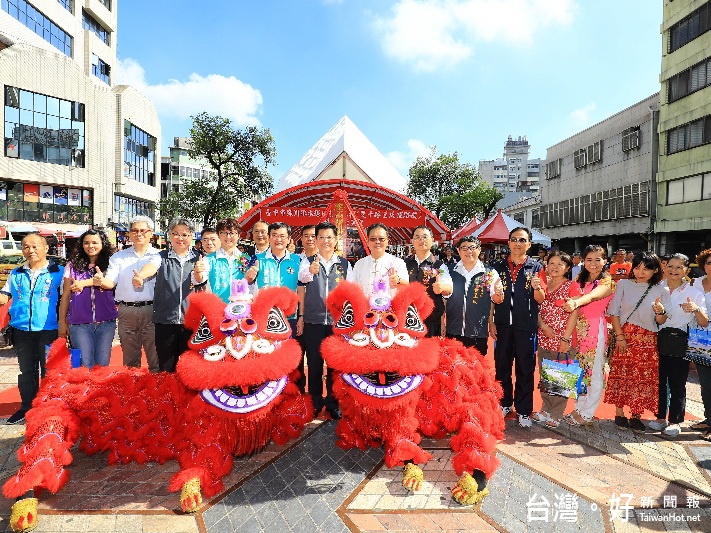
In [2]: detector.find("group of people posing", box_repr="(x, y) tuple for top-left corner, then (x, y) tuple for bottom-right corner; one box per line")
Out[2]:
(1, 218), (710, 440)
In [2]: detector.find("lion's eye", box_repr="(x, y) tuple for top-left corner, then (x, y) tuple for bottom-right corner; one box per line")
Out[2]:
(335, 301), (355, 329)
(266, 308), (289, 334)
(192, 316), (214, 344)
(404, 305), (425, 332)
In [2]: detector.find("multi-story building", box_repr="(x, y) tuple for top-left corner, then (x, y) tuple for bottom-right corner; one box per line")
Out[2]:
(540, 94), (659, 255)
(0, 0), (160, 233)
(479, 136), (544, 194)
(656, 0), (711, 256)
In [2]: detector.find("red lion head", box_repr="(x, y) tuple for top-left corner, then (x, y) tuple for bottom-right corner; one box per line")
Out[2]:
(177, 282), (301, 415)
(323, 281), (439, 399)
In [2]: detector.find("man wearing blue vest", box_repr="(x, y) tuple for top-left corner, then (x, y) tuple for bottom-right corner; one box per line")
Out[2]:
(0, 234), (64, 425)
(297, 222), (351, 419)
(491, 227), (546, 429)
(245, 222), (301, 329)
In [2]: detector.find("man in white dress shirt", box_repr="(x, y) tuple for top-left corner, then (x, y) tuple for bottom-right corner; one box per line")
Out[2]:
(347, 223), (409, 296)
(100, 216), (161, 372)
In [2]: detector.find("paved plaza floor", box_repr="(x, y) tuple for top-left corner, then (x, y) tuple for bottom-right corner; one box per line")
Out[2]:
(0, 344), (710, 532)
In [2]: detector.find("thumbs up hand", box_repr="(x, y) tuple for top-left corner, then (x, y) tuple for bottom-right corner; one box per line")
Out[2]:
(246, 260), (259, 282)
(92, 266), (104, 287)
(69, 277), (83, 293)
(194, 256), (206, 274)
(132, 269), (144, 288)
(309, 256), (320, 275)
(388, 267), (400, 289)
(652, 296), (665, 315)
(681, 296), (699, 313)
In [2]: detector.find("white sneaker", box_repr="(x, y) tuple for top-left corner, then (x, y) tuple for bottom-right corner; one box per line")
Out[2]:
(518, 415), (532, 428)
(663, 424), (681, 437)
(648, 419), (669, 431)
(501, 406), (513, 417)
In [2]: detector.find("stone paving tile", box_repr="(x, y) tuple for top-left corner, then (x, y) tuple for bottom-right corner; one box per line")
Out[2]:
(203, 421), (375, 532)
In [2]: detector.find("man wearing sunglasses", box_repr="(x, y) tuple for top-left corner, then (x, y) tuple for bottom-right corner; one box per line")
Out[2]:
(347, 223), (409, 296)
(491, 227), (547, 428)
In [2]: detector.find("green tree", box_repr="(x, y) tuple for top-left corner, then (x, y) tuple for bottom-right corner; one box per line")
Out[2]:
(406, 149), (502, 229)
(158, 112), (276, 229)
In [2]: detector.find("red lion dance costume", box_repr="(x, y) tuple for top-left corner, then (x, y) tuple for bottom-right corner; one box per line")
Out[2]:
(3, 283), (312, 532)
(323, 280), (504, 505)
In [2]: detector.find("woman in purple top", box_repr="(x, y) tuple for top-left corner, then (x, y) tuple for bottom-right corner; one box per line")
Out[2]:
(58, 230), (117, 367)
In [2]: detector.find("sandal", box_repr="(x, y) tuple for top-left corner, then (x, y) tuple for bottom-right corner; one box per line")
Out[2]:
(692, 420), (710, 431)
(564, 411), (593, 427)
(532, 411), (552, 424)
(701, 431), (711, 442)
(545, 419), (560, 429)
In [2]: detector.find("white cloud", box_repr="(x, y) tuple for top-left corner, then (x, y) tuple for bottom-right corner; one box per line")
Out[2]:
(386, 139), (431, 174)
(114, 58), (263, 126)
(374, 0), (575, 72)
(569, 102), (595, 124)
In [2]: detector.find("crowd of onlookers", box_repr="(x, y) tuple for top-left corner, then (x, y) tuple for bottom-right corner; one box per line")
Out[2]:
(1, 218), (709, 442)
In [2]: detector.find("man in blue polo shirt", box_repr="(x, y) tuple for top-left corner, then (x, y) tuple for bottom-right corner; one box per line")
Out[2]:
(0, 233), (64, 425)
(245, 222), (302, 328)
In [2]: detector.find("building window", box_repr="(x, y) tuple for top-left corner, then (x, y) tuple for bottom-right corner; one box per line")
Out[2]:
(573, 148), (587, 169)
(113, 195), (153, 226)
(98, 0), (110, 10)
(56, 0), (71, 11)
(0, 182), (92, 223)
(669, 1), (711, 53)
(91, 53), (110, 84)
(82, 9), (110, 45)
(4, 86), (85, 167)
(2, 0), (73, 56)
(668, 57), (710, 102)
(546, 159), (561, 179)
(666, 115), (711, 154)
(622, 126), (641, 152)
(666, 173), (711, 205)
(123, 120), (156, 186)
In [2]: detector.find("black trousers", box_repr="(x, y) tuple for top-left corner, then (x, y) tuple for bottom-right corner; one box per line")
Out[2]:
(448, 334), (488, 356)
(14, 329), (57, 411)
(154, 323), (192, 373)
(300, 323), (338, 412)
(425, 318), (442, 338)
(493, 325), (536, 417)
(657, 354), (690, 424)
(697, 364), (711, 423)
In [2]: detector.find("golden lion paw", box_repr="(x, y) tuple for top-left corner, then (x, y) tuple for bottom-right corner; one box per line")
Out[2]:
(10, 498), (38, 532)
(402, 463), (424, 492)
(180, 478), (202, 513)
(451, 473), (489, 505)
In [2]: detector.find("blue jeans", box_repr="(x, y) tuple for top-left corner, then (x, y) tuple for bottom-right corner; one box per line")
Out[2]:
(70, 320), (116, 368)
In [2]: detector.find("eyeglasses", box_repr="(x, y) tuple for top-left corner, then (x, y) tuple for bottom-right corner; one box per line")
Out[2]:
(129, 228), (151, 235)
(317, 236), (335, 241)
(270, 234), (289, 241)
(412, 235), (431, 241)
(219, 231), (239, 237)
(459, 245), (479, 252)
(170, 233), (192, 239)
(509, 237), (529, 244)
(369, 237), (387, 243)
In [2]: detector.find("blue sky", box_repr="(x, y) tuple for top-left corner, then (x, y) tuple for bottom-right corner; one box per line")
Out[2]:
(115, 0), (662, 191)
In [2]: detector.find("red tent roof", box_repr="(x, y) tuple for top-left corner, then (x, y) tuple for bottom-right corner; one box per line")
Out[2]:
(238, 179), (450, 243)
(451, 216), (481, 241)
(473, 210), (513, 243)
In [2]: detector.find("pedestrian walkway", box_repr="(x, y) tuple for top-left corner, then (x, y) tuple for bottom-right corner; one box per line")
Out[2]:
(1, 343), (711, 532)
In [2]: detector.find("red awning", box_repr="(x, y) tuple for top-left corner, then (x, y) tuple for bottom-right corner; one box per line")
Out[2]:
(451, 217), (481, 241)
(238, 180), (450, 244)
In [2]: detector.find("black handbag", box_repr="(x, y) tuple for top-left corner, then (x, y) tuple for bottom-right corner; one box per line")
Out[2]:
(0, 325), (13, 348)
(657, 327), (689, 357)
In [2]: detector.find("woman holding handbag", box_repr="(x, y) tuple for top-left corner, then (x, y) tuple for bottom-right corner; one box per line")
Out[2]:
(58, 230), (117, 367)
(532, 252), (580, 428)
(605, 253), (670, 433)
(649, 254), (708, 437)
(691, 248), (711, 439)
(561, 245), (615, 426)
